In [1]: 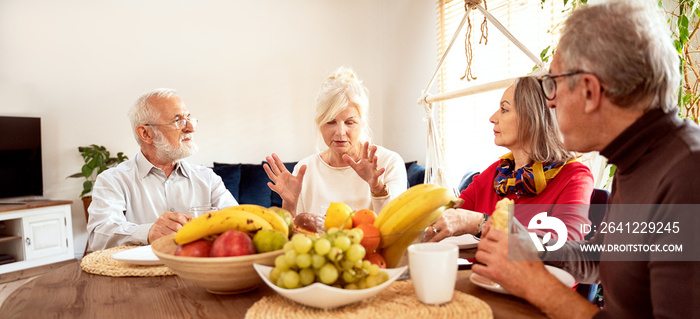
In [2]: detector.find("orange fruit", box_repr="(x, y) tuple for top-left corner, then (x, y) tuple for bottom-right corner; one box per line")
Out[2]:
(363, 251), (387, 268)
(356, 223), (381, 252)
(351, 209), (377, 227)
(325, 202), (353, 230)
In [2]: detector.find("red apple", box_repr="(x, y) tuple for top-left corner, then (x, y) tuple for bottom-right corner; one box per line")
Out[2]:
(210, 230), (256, 257)
(174, 239), (212, 257)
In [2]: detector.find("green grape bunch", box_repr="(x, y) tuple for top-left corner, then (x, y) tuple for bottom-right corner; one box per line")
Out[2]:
(270, 227), (389, 289)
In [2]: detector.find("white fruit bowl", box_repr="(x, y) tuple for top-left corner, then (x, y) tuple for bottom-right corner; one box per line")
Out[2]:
(151, 234), (283, 294)
(253, 264), (408, 309)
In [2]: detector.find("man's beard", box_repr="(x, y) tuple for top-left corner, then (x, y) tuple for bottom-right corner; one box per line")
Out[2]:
(152, 130), (198, 163)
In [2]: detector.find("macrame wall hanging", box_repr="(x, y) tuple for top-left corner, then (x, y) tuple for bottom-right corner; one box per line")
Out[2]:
(462, 0), (488, 81)
(419, 0), (544, 194)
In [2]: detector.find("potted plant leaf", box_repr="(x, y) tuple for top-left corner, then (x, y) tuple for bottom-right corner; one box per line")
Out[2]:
(68, 144), (128, 254)
(68, 144), (129, 211)
(68, 145), (128, 196)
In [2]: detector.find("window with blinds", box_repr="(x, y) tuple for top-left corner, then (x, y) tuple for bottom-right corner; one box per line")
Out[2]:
(435, 0), (570, 184)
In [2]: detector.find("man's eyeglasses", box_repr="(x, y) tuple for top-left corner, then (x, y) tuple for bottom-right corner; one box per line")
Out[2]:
(538, 71), (593, 100)
(144, 118), (198, 130)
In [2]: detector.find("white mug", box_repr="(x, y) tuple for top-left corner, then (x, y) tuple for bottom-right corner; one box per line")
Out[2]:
(408, 242), (458, 304)
(187, 206), (218, 219)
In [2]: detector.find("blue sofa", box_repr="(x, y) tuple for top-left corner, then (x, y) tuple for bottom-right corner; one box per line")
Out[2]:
(213, 161), (426, 208)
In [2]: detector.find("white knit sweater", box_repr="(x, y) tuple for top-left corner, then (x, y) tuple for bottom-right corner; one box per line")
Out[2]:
(293, 146), (407, 216)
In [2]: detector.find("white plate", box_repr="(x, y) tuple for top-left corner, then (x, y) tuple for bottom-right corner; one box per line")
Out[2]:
(440, 234), (479, 249)
(470, 265), (575, 294)
(458, 258), (472, 268)
(111, 245), (163, 266)
(254, 264), (408, 309)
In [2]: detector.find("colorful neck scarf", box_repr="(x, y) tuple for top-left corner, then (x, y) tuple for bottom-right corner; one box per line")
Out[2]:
(493, 153), (574, 197)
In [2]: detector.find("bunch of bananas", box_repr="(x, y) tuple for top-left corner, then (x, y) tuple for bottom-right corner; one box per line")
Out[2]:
(174, 204), (290, 245)
(373, 184), (462, 268)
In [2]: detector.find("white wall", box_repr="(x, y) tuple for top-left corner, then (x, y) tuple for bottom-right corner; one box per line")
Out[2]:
(379, 1), (435, 165)
(0, 0), (435, 256)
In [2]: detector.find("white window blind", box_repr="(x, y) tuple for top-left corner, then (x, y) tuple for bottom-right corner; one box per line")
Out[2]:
(435, 0), (570, 185)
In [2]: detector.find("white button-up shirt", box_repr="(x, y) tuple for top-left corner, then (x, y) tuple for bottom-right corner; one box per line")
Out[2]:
(86, 152), (237, 250)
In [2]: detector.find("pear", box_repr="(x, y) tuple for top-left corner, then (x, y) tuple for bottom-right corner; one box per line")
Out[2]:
(269, 206), (294, 237)
(252, 229), (288, 253)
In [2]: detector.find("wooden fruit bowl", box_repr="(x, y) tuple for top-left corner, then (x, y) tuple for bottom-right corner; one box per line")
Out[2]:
(151, 234), (283, 294)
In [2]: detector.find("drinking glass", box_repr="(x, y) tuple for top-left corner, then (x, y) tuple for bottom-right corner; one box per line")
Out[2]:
(187, 206), (218, 219)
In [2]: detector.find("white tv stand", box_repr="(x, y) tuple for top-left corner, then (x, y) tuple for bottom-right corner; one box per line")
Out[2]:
(0, 200), (74, 275)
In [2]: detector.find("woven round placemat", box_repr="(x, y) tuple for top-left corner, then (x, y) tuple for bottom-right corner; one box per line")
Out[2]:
(245, 281), (492, 319)
(80, 245), (175, 277)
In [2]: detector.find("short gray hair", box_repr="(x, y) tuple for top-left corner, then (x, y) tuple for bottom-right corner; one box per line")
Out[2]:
(128, 88), (179, 146)
(557, 0), (680, 112)
(314, 67), (372, 147)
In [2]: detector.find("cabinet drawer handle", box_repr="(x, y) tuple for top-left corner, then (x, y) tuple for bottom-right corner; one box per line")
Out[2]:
(26, 238), (31, 245)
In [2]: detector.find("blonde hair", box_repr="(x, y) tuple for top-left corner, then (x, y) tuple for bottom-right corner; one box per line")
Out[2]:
(514, 76), (574, 163)
(314, 67), (372, 150)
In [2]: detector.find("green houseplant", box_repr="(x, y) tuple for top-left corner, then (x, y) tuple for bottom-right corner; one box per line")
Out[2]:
(664, 0), (700, 123)
(68, 144), (129, 198)
(68, 144), (128, 255)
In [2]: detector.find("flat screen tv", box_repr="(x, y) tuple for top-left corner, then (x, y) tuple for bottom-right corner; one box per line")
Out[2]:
(0, 116), (43, 201)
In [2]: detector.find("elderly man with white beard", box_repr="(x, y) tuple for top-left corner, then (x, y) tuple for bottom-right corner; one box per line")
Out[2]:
(86, 88), (237, 251)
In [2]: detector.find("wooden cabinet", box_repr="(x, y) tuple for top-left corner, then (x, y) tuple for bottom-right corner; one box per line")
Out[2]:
(0, 200), (74, 274)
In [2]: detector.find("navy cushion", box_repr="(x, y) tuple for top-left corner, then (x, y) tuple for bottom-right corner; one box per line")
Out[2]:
(458, 171), (480, 193)
(238, 163), (272, 207)
(405, 161), (425, 188)
(213, 161), (420, 207)
(404, 161), (417, 171)
(586, 188), (610, 240)
(212, 162), (242, 201)
(268, 161), (298, 208)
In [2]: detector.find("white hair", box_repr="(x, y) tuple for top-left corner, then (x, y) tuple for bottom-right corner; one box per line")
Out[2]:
(314, 67), (373, 151)
(557, 0), (680, 111)
(128, 88), (179, 146)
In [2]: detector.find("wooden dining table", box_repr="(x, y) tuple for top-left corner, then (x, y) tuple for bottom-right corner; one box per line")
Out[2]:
(0, 250), (547, 319)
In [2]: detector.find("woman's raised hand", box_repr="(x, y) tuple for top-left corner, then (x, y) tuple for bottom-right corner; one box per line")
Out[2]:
(343, 141), (387, 194)
(264, 153), (306, 213)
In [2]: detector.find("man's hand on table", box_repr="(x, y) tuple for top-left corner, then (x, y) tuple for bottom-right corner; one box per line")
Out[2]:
(473, 222), (599, 319)
(473, 225), (548, 297)
(148, 211), (189, 243)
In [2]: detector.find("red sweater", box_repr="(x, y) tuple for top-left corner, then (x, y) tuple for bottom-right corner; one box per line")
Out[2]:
(459, 160), (594, 240)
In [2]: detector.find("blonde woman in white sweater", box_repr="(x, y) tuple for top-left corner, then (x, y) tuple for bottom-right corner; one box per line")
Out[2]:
(264, 67), (407, 217)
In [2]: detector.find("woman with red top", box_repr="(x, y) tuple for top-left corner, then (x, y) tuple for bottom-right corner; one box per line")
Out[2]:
(425, 76), (593, 242)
